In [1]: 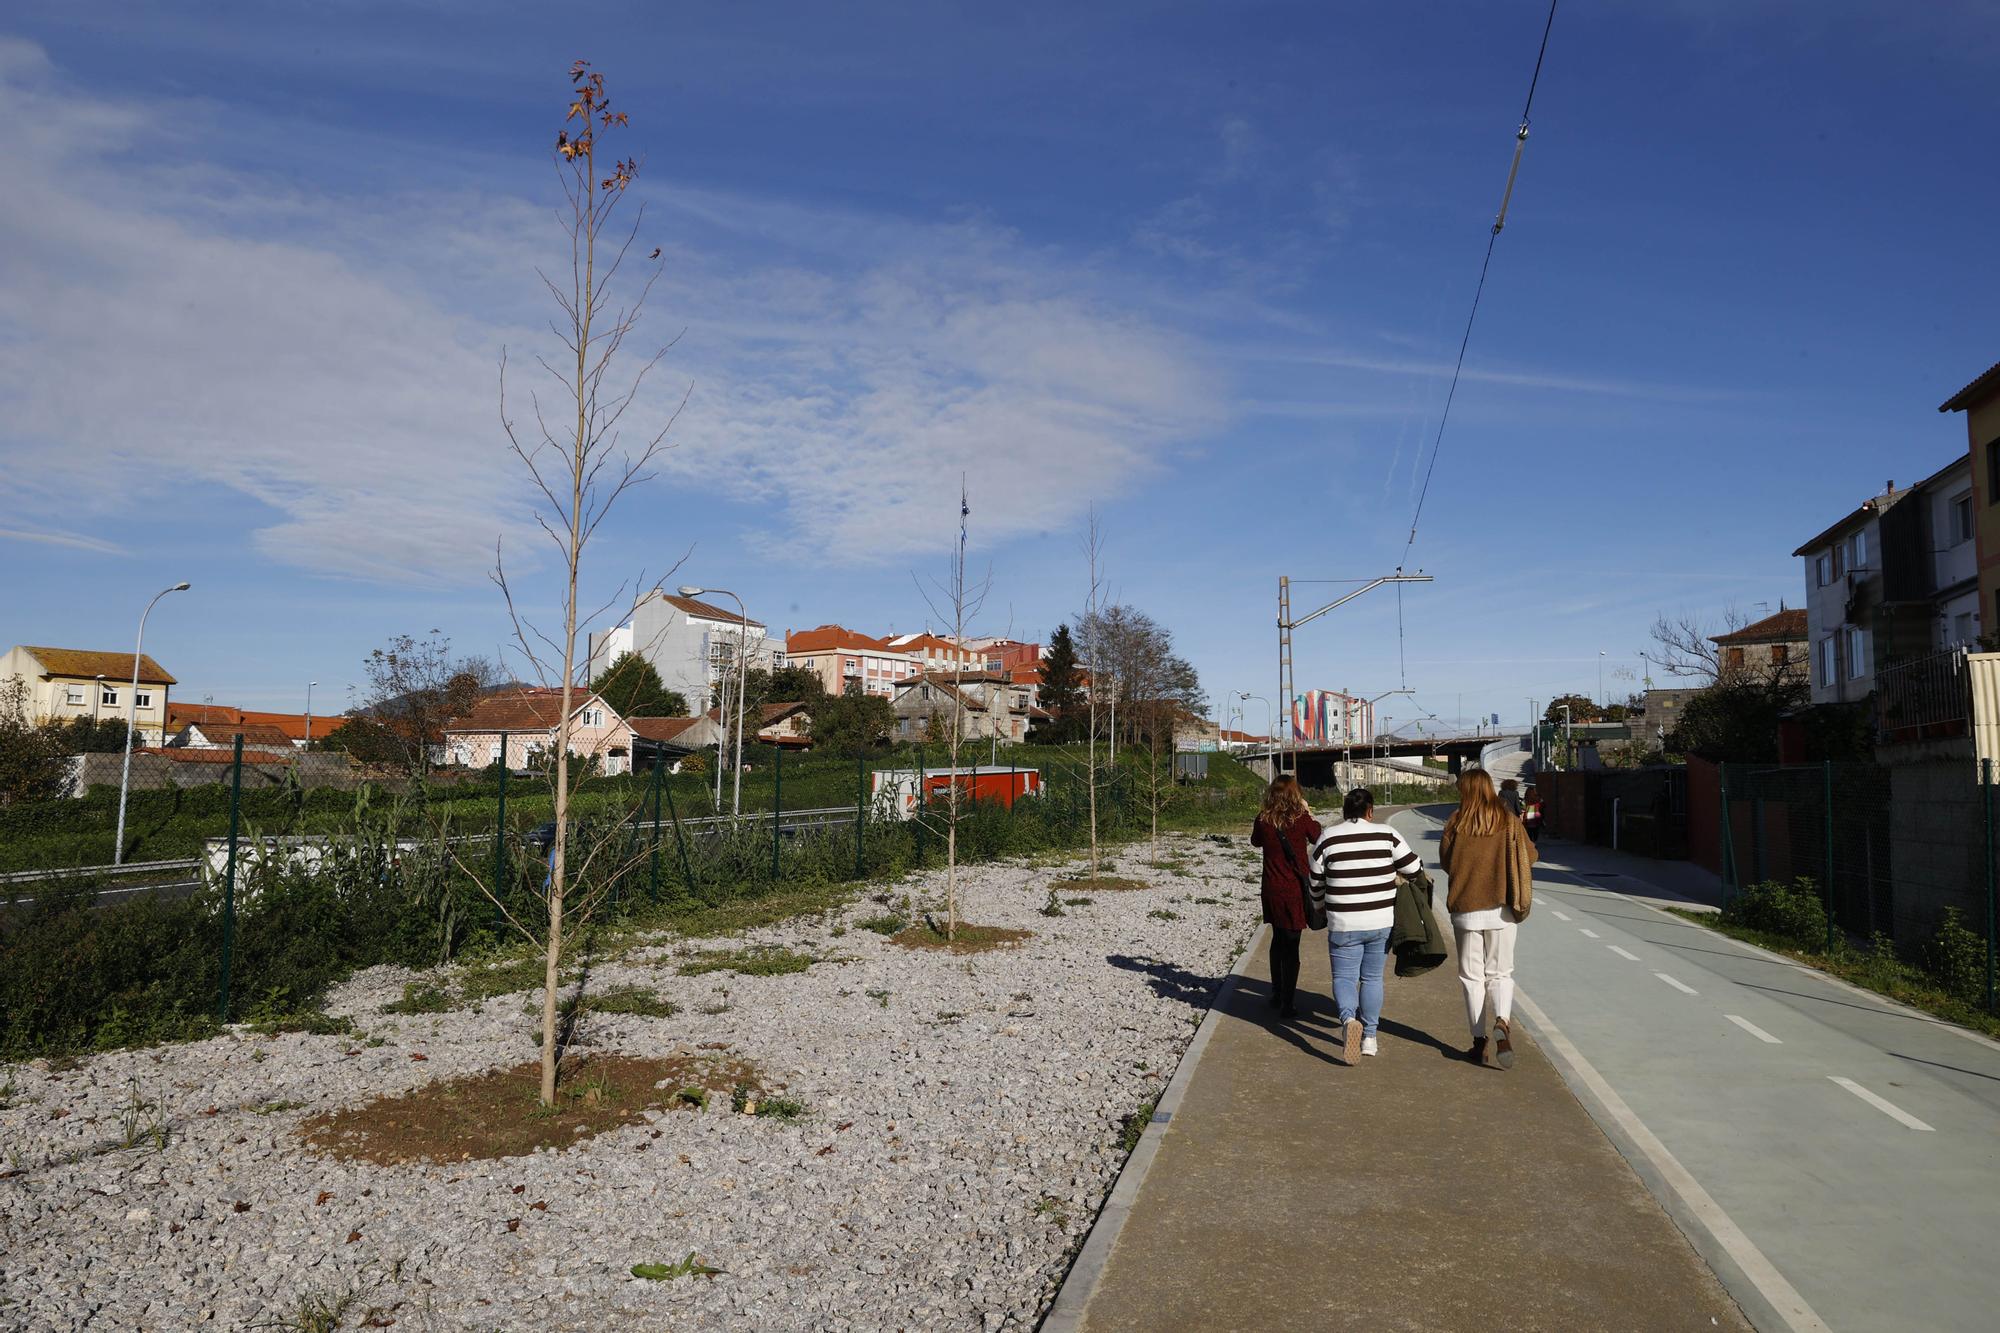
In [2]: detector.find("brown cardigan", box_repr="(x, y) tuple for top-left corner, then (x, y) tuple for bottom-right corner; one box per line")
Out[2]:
(1438, 812), (1537, 919)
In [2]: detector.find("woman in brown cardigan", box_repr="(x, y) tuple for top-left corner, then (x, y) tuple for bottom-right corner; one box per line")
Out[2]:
(1249, 775), (1322, 1019)
(1439, 767), (1536, 1068)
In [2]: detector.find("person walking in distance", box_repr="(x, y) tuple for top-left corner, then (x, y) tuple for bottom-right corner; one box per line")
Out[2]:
(1310, 787), (1423, 1064)
(1440, 768), (1537, 1068)
(1520, 782), (1544, 844)
(1249, 775), (1322, 1019)
(1498, 777), (1523, 818)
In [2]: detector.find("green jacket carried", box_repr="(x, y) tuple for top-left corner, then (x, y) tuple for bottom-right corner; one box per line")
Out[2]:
(1391, 868), (1448, 977)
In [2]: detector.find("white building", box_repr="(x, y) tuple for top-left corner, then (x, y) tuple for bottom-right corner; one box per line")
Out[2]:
(586, 592), (769, 716)
(0, 645), (177, 743)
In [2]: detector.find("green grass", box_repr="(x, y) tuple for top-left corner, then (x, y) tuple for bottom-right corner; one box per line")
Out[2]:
(586, 985), (677, 1018)
(1118, 1096), (1158, 1154)
(678, 945), (821, 977)
(856, 913), (909, 935)
(1669, 909), (2000, 1041)
(382, 980), (455, 1015)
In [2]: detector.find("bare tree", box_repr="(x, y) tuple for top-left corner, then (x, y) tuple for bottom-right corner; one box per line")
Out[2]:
(1649, 608), (1748, 682)
(1080, 511), (1107, 885)
(915, 480), (990, 941)
(480, 61), (689, 1107)
(348, 631), (498, 777)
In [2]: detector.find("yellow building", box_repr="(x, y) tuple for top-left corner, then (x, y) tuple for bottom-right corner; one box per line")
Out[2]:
(1941, 358), (2000, 637)
(0, 645), (178, 743)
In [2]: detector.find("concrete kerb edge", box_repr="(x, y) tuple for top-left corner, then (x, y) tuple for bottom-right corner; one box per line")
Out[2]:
(1037, 920), (1267, 1333)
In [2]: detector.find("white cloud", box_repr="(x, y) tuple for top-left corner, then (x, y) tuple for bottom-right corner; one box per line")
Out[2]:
(0, 525), (127, 555)
(0, 40), (1225, 579)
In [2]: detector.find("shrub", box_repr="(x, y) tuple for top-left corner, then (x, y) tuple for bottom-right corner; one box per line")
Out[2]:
(1720, 877), (1827, 949)
(1921, 908), (1986, 1005)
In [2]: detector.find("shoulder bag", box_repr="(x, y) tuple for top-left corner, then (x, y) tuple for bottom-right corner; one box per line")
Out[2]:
(1276, 824), (1328, 931)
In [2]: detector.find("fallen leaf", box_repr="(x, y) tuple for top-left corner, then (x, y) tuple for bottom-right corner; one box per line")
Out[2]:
(201, 1107), (219, 1117)
(505, 1218), (521, 1233)
(347, 1230), (362, 1244)
(530, 1200), (548, 1212)
(315, 1191), (334, 1207)
(835, 1121), (854, 1132)
(409, 1053), (428, 1062)
(816, 1145), (836, 1157)
(232, 1201), (250, 1214)
(511, 1185), (525, 1194)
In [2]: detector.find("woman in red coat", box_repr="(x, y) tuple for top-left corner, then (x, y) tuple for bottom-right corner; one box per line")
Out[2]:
(1249, 774), (1322, 1019)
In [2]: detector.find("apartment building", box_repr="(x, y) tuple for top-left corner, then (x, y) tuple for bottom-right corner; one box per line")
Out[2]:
(0, 645), (178, 743)
(782, 626), (919, 699)
(1941, 359), (2000, 640)
(587, 591), (768, 715)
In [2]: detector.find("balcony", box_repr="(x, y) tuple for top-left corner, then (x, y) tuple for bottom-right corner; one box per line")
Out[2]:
(1874, 647), (1970, 745)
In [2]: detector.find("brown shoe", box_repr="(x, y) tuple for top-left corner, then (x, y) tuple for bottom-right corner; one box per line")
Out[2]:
(1342, 1018), (1363, 1065)
(1493, 1018), (1515, 1070)
(1468, 1035), (1489, 1066)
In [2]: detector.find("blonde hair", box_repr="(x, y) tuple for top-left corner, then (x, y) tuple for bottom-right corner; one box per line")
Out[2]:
(1450, 767), (1508, 837)
(1259, 774), (1309, 830)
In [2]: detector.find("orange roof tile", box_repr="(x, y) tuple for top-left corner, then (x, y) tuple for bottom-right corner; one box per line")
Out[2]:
(446, 687), (618, 734)
(1711, 608), (1808, 645)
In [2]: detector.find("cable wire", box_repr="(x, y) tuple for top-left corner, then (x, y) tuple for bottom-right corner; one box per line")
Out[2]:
(1397, 0), (1559, 570)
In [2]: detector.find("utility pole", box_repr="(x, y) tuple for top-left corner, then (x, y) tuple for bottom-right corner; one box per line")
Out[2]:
(1276, 571), (1432, 776)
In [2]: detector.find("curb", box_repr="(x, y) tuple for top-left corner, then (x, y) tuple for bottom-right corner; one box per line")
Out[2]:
(1038, 921), (1266, 1332)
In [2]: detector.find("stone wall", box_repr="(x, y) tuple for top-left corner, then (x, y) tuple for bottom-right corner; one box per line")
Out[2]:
(1882, 737), (1985, 941)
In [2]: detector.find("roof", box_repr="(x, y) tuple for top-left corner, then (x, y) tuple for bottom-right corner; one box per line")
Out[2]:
(1791, 488), (1910, 557)
(1711, 608), (1809, 646)
(137, 746), (295, 765)
(166, 704), (319, 741)
(785, 625), (895, 655)
(628, 716), (704, 742)
(19, 647), (176, 685)
(1940, 359), (2000, 413)
(446, 687), (619, 734)
(656, 592), (764, 629)
(178, 721), (296, 748)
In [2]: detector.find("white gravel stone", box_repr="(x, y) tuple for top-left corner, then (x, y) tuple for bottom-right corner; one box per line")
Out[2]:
(0, 834), (1264, 1331)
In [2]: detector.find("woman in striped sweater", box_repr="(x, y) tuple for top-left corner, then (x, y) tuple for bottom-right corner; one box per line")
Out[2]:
(1309, 787), (1424, 1064)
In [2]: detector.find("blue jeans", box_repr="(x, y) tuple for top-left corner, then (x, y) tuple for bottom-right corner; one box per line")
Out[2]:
(1328, 927), (1392, 1038)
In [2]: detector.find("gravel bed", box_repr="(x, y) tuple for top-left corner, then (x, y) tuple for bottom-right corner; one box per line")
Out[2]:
(0, 833), (1264, 1331)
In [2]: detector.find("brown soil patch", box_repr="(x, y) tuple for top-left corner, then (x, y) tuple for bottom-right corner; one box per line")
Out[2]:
(1052, 876), (1151, 892)
(889, 922), (1033, 954)
(298, 1052), (766, 1165)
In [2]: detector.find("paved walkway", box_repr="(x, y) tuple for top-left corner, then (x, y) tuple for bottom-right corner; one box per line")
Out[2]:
(1056, 818), (1752, 1332)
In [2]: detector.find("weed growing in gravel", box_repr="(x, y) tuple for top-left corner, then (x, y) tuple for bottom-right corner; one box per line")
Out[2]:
(1065, 897), (1094, 907)
(888, 922), (1032, 954)
(631, 1252), (723, 1281)
(248, 1011), (355, 1038)
(253, 1100), (307, 1116)
(1148, 909), (1180, 922)
(250, 1286), (356, 1333)
(1052, 875), (1150, 893)
(382, 981), (454, 1015)
(1118, 1096), (1158, 1154)
(1039, 887), (1065, 917)
(674, 1086), (708, 1110)
(856, 914), (908, 935)
(457, 955), (559, 1003)
(698, 987), (732, 1015)
(1190, 897), (1221, 906)
(1033, 1194), (1069, 1228)
(115, 1080), (170, 1153)
(586, 986), (677, 1019)
(754, 1094), (808, 1120)
(679, 945), (820, 977)
(865, 988), (891, 1009)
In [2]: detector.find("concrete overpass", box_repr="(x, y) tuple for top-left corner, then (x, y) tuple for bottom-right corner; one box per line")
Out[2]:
(1236, 732), (1530, 789)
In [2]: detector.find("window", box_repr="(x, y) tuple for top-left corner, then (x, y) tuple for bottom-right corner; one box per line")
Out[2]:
(100, 687), (118, 707)
(133, 690), (153, 709)
(1848, 529), (1867, 569)
(1725, 647), (1745, 672)
(1817, 637), (1836, 687)
(582, 708), (603, 727)
(1953, 493), (1975, 544)
(1844, 626), (1869, 680)
(63, 685), (85, 706)
(1989, 439), (2000, 505)
(1954, 612), (1975, 646)
(1772, 644), (1789, 666)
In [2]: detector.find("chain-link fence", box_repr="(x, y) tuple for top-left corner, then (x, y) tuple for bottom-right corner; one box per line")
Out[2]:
(1717, 758), (1997, 1012)
(0, 738), (1258, 1057)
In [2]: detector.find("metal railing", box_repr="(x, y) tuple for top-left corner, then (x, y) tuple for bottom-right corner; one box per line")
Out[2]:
(1875, 647), (1971, 745)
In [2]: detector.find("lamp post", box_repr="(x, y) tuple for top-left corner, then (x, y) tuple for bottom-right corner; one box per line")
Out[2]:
(1598, 650), (1606, 708)
(680, 586), (750, 817)
(114, 581), (190, 865)
(92, 673), (105, 726)
(304, 680), (318, 752)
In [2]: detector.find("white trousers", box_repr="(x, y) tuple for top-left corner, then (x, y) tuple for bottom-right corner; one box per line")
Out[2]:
(1455, 922), (1517, 1037)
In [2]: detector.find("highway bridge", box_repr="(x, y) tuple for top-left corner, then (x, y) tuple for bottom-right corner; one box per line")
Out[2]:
(1237, 732), (1530, 788)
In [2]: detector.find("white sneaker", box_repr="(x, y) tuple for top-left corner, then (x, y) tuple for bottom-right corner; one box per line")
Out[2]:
(1361, 1036), (1378, 1057)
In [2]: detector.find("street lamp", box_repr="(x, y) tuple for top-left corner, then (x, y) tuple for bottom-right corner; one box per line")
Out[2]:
(679, 585), (750, 817)
(92, 673), (105, 726)
(1234, 691), (1271, 745)
(305, 681), (318, 752)
(114, 581), (190, 865)
(1598, 650), (1606, 707)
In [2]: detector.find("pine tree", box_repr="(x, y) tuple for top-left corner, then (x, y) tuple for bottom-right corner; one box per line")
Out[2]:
(1037, 624), (1083, 738)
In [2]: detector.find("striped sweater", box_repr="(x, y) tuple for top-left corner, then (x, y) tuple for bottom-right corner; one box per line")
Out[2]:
(1308, 817), (1423, 932)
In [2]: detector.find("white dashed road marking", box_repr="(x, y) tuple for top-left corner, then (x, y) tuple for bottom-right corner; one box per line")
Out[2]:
(1608, 945), (1640, 961)
(1579, 928), (1600, 939)
(1655, 973), (1697, 994)
(1551, 909), (1572, 921)
(1726, 1014), (1782, 1045)
(1829, 1077), (1935, 1132)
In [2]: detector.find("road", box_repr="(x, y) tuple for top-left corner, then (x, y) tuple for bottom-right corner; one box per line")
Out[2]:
(1394, 807), (2000, 1333)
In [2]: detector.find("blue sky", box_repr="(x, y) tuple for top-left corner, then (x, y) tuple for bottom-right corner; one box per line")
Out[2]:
(3, 1), (1995, 730)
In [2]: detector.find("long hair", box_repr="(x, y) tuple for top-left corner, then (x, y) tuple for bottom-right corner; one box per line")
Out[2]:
(1260, 774), (1308, 830)
(1451, 767), (1508, 837)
